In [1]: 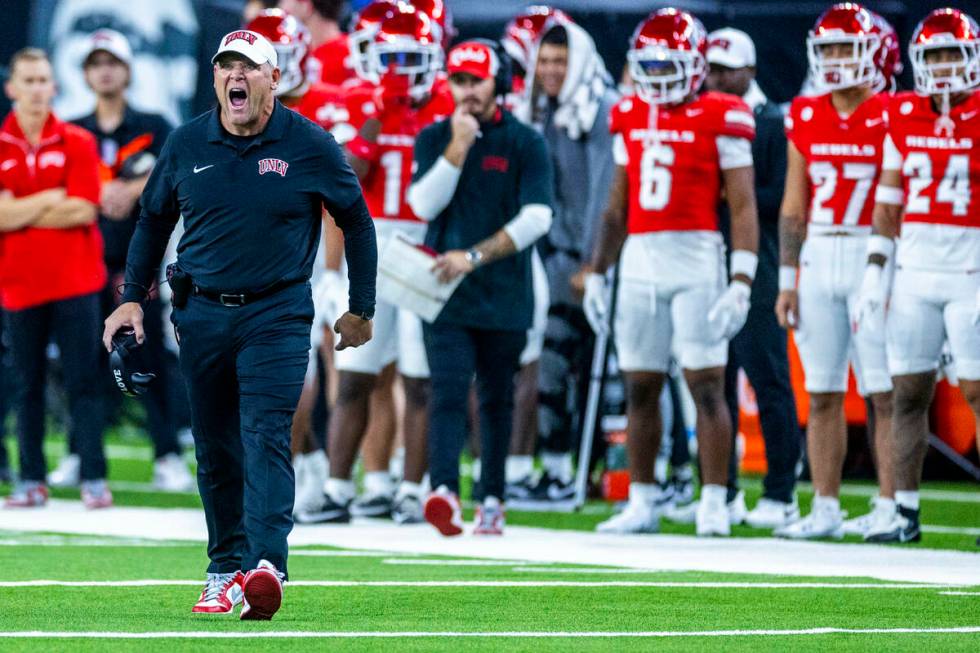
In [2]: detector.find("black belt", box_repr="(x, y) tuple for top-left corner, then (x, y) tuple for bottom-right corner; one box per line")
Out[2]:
(192, 278), (300, 307)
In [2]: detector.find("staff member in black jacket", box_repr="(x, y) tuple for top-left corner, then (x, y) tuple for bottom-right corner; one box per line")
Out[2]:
(103, 30), (376, 620)
(706, 28), (802, 529)
(407, 40), (554, 537)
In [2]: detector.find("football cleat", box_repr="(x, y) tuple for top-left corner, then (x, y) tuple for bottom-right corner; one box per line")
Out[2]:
(531, 473), (575, 502)
(505, 476), (535, 501)
(294, 492), (351, 524)
(192, 571), (244, 615)
(80, 480), (113, 510)
(596, 500), (661, 534)
(241, 560), (284, 621)
(350, 492), (394, 518)
(774, 503), (844, 540)
(153, 453), (195, 493)
(473, 497), (505, 535)
(745, 496), (801, 530)
(3, 481), (49, 508)
(48, 454), (80, 488)
(842, 496), (895, 537)
(696, 496), (730, 537)
(664, 492), (745, 526)
(423, 485), (464, 537)
(726, 490), (747, 526)
(864, 505), (922, 543)
(392, 492), (424, 525)
(669, 473), (695, 506)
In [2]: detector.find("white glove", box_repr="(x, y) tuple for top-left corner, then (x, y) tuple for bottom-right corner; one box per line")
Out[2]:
(707, 281), (751, 341)
(855, 264), (887, 332)
(583, 272), (610, 335)
(312, 270), (345, 326)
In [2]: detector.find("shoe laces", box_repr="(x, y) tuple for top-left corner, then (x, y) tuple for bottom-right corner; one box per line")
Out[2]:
(202, 572), (238, 602)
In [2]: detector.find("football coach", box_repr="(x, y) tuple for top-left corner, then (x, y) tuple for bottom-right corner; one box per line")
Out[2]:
(102, 30), (377, 620)
(407, 40), (554, 537)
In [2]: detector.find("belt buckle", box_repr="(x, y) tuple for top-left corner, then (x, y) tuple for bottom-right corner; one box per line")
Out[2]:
(219, 293), (246, 307)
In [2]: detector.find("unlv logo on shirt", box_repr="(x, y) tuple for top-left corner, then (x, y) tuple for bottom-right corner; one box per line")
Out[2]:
(258, 158), (289, 177)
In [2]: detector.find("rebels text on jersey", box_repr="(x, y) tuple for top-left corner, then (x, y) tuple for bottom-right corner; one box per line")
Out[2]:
(342, 78), (454, 222)
(786, 93), (889, 233)
(884, 91), (980, 272)
(610, 91), (755, 235)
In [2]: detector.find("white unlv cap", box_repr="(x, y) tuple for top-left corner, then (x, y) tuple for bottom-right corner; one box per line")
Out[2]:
(83, 29), (133, 67)
(211, 30), (278, 68)
(707, 28), (756, 69)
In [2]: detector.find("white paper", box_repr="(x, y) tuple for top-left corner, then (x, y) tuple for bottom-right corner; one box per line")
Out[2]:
(377, 234), (464, 322)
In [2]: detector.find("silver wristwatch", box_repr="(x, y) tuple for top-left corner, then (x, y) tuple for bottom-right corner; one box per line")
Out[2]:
(464, 248), (484, 267)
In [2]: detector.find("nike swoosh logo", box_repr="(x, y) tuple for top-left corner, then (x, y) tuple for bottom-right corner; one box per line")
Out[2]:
(193, 164), (214, 173)
(962, 111), (978, 121)
(686, 109), (704, 117)
(865, 118), (884, 128)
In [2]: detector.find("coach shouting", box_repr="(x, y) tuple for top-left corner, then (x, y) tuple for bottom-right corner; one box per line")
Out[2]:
(407, 40), (554, 537)
(103, 30), (376, 620)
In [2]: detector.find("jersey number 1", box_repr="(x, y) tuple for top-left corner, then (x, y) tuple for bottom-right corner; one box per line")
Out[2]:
(381, 150), (402, 216)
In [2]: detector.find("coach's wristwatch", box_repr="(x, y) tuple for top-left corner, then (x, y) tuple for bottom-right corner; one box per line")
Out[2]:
(464, 248), (484, 268)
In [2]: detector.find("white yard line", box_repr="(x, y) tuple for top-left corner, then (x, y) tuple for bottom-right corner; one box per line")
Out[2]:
(0, 627), (978, 639)
(0, 501), (978, 585)
(939, 591), (980, 596)
(381, 559), (524, 566)
(0, 580), (954, 589)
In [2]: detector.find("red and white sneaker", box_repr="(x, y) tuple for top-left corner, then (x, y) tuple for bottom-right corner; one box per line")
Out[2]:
(424, 485), (464, 537)
(4, 482), (49, 508)
(241, 559), (284, 621)
(81, 480), (113, 510)
(473, 497), (505, 535)
(192, 571), (244, 614)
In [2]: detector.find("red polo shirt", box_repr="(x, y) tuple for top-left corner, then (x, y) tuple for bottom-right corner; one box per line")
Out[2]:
(0, 111), (106, 310)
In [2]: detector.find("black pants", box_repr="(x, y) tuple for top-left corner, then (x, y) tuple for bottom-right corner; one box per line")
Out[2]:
(99, 281), (181, 459)
(0, 309), (11, 471)
(172, 283), (312, 578)
(5, 292), (107, 482)
(725, 293), (801, 503)
(538, 303), (593, 456)
(424, 322), (525, 501)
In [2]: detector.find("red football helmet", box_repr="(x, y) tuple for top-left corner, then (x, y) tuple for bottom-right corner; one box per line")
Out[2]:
(246, 9), (311, 96)
(807, 3), (884, 91)
(910, 7), (980, 94)
(627, 8), (708, 105)
(349, 0), (399, 83)
(407, 0), (456, 50)
(871, 11), (903, 92)
(367, 4), (443, 100)
(501, 6), (572, 74)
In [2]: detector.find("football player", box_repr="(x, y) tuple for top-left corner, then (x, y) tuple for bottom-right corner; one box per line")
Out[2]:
(299, 4), (453, 526)
(774, 3), (897, 540)
(278, 0), (355, 85)
(857, 7), (980, 543)
(583, 8), (759, 537)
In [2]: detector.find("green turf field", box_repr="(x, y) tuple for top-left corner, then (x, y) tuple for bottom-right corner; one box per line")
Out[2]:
(0, 431), (977, 650)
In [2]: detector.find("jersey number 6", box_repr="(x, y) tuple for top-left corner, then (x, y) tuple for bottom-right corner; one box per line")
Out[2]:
(639, 143), (675, 211)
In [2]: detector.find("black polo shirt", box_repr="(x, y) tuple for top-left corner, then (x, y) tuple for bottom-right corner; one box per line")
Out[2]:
(122, 102), (377, 317)
(413, 109), (553, 331)
(73, 106), (172, 271)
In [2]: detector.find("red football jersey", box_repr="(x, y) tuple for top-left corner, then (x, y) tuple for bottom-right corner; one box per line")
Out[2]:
(309, 33), (355, 86)
(342, 78), (454, 222)
(887, 91), (980, 229)
(786, 93), (889, 231)
(282, 81), (357, 143)
(610, 91), (755, 234)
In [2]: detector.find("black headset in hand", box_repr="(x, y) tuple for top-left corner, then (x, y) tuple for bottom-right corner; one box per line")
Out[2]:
(109, 329), (156, 397)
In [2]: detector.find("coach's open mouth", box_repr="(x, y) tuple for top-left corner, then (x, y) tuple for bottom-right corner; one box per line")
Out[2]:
(229, 87), (248, 109)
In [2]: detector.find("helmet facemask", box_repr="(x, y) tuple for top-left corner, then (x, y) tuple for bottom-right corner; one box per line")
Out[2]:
(273, 43), (307, 96)
(627, 45), (704, 105)
(807, 32), (880, 91)
(911, 40), (980, 94)
(369, 38), (443, 100)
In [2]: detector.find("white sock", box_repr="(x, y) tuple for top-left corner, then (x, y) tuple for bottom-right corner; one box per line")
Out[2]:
(700, 484), (727, 507)
(542, 452), (573, 483)
(396, 481), (422, 501)
(505, 455), (533, 483)
(875, 495), (896, 512)
(654, 457), (669, 485)
(813, 494), (840, 513)
(894, 490), (919, 511)
(629, 482), (661, 505)
(363, 471), (394, 497)
(325, 478), (355, 502)
(306, 450), (328, 485)
(484, 495), (501, 508)
(471, 458), (481, 483)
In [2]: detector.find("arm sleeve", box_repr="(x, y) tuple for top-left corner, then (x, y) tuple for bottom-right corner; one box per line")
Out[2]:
(719, 100), (756, 141)
(517, 131), (555, 210)
(65, 130), (101, 204)
(881, 134), (902, 171)
(716, 136), (753, 170)
(503, 203), (553, 251)
(318, 131), (377, 318)
(406, 156), (460, 222)
(122, 135), (180, 303)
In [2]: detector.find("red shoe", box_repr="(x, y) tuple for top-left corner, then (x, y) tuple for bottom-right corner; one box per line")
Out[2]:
(4, 482), (48, 508)
(473, 497), (505, 535)
(192, 571), (244, 614)
(241, 560), (284, 621)
(81, 480), (113, 509)
(424, 486), (464, 537)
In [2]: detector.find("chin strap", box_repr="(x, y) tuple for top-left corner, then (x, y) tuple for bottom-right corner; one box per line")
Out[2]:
(644, 100), (661, 150)
(934, 88), (956, 137)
